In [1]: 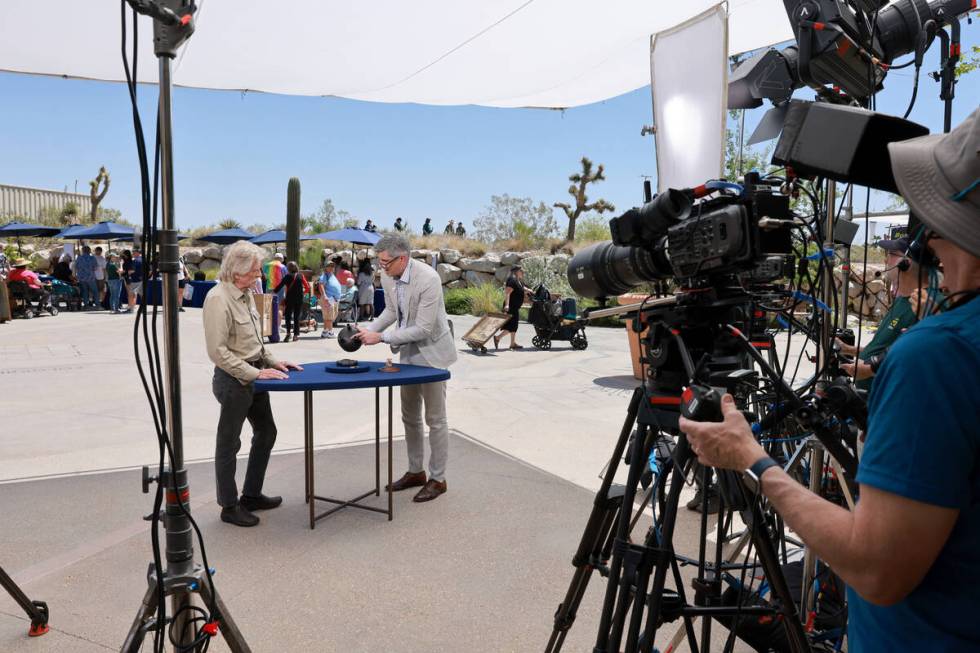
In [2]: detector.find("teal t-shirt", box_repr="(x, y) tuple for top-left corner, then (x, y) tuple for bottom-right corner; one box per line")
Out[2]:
(856, 296), (918, 391)
(848, 296), (980, 652)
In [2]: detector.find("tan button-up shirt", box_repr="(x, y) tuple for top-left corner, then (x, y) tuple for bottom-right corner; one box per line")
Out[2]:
(203, 281), (278, 384)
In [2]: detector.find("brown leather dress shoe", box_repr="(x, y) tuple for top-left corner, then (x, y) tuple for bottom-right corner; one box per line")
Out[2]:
(413, 479), (447, 503)
(387, 470), (427, 492)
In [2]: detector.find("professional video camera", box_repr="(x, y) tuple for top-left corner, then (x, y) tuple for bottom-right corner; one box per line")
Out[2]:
(568, 173), (797, 300)
(728, 0), (976, 108)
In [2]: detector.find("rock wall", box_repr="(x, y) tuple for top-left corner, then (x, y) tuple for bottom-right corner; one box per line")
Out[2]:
(834, 263), (892, 320)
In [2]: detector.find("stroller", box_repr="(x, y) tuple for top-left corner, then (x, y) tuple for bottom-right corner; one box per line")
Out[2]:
(527, 285), (588, 351)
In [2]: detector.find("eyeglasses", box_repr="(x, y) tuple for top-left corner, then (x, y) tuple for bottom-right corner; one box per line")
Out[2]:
(378, 254), (405, 269)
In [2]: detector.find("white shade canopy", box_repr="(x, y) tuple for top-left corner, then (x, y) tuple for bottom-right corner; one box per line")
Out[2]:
(1, 0), (792, 108)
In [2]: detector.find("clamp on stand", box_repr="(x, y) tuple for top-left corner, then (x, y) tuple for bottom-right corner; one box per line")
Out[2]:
(0, 564), (49, 637)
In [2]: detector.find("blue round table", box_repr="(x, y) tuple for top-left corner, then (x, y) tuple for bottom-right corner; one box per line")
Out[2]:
(255, 361), (450, 529)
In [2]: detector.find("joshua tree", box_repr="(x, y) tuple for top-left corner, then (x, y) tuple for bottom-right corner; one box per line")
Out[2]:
(286, 177), (301, 263)
(89, 166), (110, 222)
(554, 157), (615, 242)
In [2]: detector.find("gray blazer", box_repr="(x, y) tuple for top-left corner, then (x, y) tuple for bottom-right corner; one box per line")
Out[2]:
(369, 258), (458, 369)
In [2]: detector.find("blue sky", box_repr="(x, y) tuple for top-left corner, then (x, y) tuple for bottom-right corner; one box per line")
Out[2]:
(0, 19), (977, 232)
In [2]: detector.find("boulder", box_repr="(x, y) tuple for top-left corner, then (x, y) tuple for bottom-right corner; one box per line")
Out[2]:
(494, 266), (512, 283)
(446, 279), (468, 289)
(440, 248), (461, 265)
(437, 263), (463, 284)
(458, 253), (500, 273)
(499, 251), (524, 266)
(198, 258), (220, 272)
(866, 279), (886, 294)
(182, 249), (203, 265)
(410, 248), (431, 259)
(463, 270), (494, 286)
(547, 253), (570, 273)
(202, 246), (222, 261)
(31, 255), (51, 272)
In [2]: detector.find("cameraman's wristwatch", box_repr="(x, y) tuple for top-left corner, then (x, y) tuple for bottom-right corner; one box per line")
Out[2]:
(742, 456), (779, 495)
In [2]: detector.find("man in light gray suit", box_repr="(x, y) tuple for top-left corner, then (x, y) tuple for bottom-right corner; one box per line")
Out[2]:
(356, 234), (458, 502)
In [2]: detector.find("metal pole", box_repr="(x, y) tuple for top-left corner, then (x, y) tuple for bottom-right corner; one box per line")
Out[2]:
(159, 58), (183, 471)
(839, 195), (853, 330)
(818, 180), (837, 370)
(158, 55), (195, 647)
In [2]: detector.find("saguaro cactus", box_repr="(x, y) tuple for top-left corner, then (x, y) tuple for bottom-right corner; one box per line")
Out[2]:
(286, 177), (301, 263)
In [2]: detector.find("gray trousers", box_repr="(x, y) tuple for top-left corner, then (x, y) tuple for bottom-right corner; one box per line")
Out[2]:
(212, 367), (278, 507)
(400, 380), (449, 482)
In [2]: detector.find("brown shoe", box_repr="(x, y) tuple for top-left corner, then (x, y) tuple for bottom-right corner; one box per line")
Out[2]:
(413, 479), (447, 503)
(387, 471), (427, 492)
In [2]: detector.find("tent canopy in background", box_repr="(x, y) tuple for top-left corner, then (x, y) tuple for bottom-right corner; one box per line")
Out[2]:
(0, 1), (791, 109)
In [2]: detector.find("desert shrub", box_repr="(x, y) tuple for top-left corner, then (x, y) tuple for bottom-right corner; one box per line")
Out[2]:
(411, 234), (486, 257)
(467, 283), (504, 316)
(442, 284), (504, 316)
(443, 288), (471, 315)
(574, 214), (612, 243)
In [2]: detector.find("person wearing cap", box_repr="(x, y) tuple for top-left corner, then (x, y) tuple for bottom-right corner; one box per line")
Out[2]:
(836, 235), (942, 391)
(680, 108), (980, 652)
(444, 219), (455, 235)
(493, 265), (530, 350)
(7, 258), (52, 311)
(422, 218), (433, 236)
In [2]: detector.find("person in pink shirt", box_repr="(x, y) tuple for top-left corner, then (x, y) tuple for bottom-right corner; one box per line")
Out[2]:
(7, 258), (53, 311)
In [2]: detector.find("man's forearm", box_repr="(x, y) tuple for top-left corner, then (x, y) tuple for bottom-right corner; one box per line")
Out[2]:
(760, 467), (872, 594)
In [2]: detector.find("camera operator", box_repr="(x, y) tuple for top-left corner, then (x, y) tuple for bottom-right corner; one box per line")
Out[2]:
(836, 237), (941, 390)
(680, 108), (980, 651)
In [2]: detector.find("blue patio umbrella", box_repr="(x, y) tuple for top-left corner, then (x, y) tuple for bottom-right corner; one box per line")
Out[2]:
(73, 221), (139, 240)
(197, 228), (256, 245)
(55, 224), (92, 239)
(311, 228), (380, 246)
(0, 221), (61, 253)
(0, 221), (61, 237)
(108, 232), (190, 242)
(249, 229), (318, 245)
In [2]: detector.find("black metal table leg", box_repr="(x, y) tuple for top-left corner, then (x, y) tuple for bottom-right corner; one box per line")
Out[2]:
(375, 386), (381, 496)
(306, 390), (314, 529)
(388, 386), (393, 521)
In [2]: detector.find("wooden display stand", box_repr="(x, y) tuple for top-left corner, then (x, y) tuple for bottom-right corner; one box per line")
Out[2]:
(254, 293), (274, 337)
(619, 293), (649, 380)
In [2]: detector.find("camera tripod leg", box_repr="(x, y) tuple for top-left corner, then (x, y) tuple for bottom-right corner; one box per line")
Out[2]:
(121, 572), (160, 653)
(0, 564), (49, 637)
(199, 579), (252, 653)
(623, 433), (694, 653)
(546, 388), (642, 653)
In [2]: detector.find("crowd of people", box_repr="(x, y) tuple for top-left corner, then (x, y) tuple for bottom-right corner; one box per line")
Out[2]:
(0, 244), (183, 315)
(258, 251), (378, 342)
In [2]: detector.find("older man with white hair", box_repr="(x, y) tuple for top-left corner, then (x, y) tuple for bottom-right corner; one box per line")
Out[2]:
(203, 241), (303, 527)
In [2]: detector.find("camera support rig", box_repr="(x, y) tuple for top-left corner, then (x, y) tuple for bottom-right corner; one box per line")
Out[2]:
(547, 281), (863, 652)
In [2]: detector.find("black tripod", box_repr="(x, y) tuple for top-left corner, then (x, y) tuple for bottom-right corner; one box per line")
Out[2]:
(118, 2), (250, 650)
(0, 564), (49, 637)
(547, 291), (815, 653)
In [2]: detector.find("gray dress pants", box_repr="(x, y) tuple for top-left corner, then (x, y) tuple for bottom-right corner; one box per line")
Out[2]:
(400, 380), (449, 482)
(212, 367), (278, 507)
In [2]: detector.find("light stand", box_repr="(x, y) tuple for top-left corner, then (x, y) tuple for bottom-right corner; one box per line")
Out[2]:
(119, 2), (250, 651)
(0, 564), (49, 637)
